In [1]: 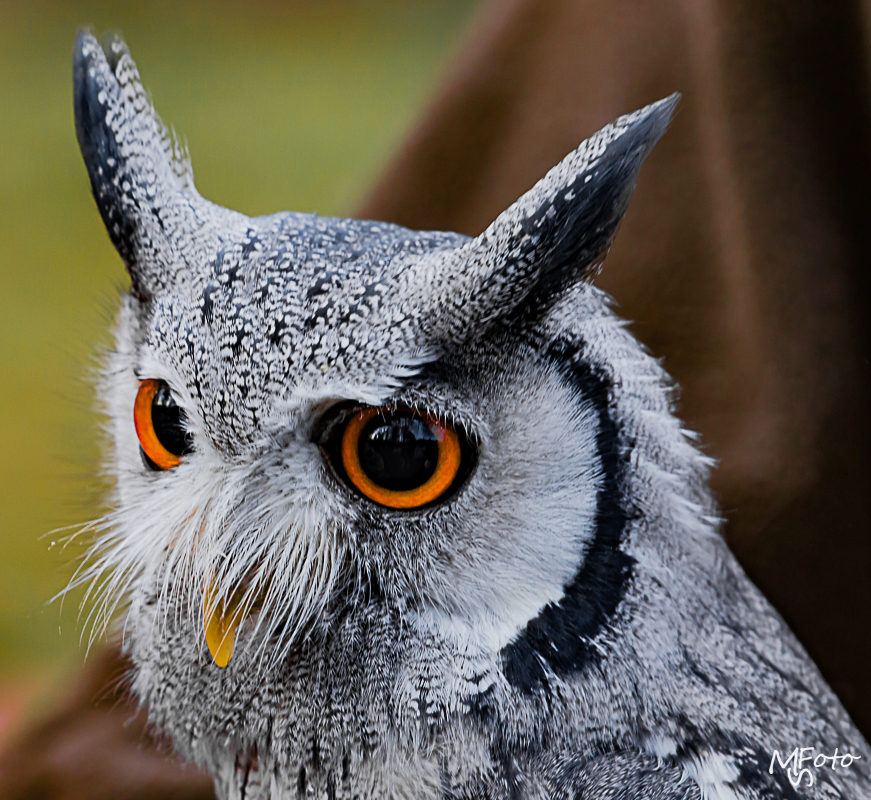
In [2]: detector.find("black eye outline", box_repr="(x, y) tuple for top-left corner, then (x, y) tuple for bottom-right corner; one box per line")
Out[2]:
(314, 403), (477, 510)
(134, 379), (194, 471)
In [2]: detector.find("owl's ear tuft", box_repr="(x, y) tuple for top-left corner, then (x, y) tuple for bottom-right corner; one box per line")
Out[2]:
(73, 30), (244, 301)
(514, 93), (678, 295)
(405, 95), (678, 344)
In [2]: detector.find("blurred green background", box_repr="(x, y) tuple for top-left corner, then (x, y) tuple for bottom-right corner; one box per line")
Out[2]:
(0, 0), (478, 713)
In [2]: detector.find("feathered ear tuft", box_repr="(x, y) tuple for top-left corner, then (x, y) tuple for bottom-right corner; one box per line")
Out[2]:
(73, 30), (246, 300)
(401, 95), (679, 344)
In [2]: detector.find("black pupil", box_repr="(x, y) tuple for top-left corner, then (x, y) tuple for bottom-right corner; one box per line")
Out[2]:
(151, 383), (193, 457)
(358, 413), (440, 492)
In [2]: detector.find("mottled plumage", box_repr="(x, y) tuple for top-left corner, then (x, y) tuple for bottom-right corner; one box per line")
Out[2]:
(72, 30), (870, 800)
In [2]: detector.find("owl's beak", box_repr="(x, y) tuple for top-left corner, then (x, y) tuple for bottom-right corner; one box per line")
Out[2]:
(203, 582), (246, 668)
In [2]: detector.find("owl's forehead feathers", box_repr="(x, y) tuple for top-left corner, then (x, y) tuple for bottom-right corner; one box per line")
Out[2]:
(139, 214), (467, 442)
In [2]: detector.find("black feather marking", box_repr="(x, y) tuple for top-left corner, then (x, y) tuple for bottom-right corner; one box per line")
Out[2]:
(200, 281), (220, 324)
(509, 97), (678, 307)
(73, 31), (147, 301)
(499, 752), (524, 800)
(500, 337), (635, 693)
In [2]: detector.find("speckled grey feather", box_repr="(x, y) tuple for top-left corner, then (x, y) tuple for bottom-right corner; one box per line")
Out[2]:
(72, 29), (871, 800)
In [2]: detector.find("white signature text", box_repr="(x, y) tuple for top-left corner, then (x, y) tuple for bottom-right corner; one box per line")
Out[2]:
(769, 747), (862, 788)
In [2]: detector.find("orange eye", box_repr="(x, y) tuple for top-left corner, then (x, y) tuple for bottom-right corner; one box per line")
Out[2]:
(324, 406), (470, 510)
(134, 379), (193, 471)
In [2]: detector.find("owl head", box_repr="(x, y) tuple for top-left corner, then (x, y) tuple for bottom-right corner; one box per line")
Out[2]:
(69, 27), (871, 800)
(72, 26), (702, 779)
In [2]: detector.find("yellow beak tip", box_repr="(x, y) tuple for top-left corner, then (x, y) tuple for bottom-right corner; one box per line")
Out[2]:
(204, 604), (241, 669)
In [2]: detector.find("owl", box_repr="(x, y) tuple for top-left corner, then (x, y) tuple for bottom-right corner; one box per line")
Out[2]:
(72, 29), (870, 800)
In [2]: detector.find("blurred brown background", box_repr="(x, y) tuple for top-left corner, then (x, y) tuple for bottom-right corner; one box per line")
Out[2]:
(1, 0), (870, 796)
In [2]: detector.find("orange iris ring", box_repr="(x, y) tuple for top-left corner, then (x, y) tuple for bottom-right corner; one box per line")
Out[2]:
(134, 379), (182, 471)
(340, 407), (461, 509)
